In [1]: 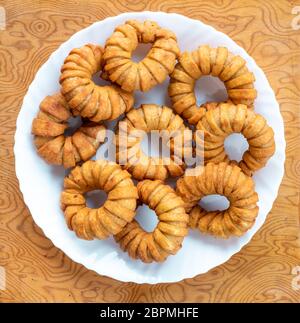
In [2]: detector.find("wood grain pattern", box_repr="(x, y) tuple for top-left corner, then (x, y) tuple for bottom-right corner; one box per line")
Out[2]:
(0, 0), (300, 302)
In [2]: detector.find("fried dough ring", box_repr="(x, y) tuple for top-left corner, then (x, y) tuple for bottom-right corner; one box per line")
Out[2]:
(103, 20), (180, 92)
(32, 93), (106, 168)
(168, 45), (257, 125)
(60, 160), (138, 240)
(114, 180), (189, 263)
(115, 104), (193, 181)
(60, 44), (134, 122)
(195, 102), (275, 176)
(176, 162), (259, 238)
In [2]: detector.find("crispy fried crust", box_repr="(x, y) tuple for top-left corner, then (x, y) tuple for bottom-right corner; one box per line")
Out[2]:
(60, 160), (138, 240)
(103, 20), (180, 92)
(32, 93), (106, 168)
(114, 180), (189, 263)
(195, 102), (275, 176)
(115, 104), (193, 181)
(168, 45), (257, 125)
(60, 44), (134, 122)
(176, 162), (259, 238)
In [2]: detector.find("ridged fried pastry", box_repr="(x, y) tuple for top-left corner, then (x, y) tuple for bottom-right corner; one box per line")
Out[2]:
(195, 102), (275, 176)
(103, 20), (180, 92)
(60, 160), (138, 240)
(176, 162), (259, 238)
(114, 180), (189, 263)
(32, 93), (106, 168)
(115, 104), (193, 181)
(169, 45), (257, 125)
(60, 44), (134, 122)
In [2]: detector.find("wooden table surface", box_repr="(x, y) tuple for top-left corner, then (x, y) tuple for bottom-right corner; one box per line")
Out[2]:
(0, 0), (299, 303)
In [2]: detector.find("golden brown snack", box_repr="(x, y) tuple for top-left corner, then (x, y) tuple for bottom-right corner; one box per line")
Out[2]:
(103, 20), (180, 92)
(60, 44), (134, 122)
(115, 104), (193, 181)
(176, 162), (259, 238)
(195, 102), (275, 176)
(114, 180), (189, 263)
(32, 93), (106, 168)
(168, 45), (257, 125)
(60, 160), (138, 240)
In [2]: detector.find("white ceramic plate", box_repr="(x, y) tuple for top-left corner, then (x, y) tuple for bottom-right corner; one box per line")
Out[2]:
(14, 11), (285, 284)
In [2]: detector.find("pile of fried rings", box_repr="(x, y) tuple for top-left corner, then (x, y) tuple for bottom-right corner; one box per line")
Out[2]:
(31, 20), (275, 263)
